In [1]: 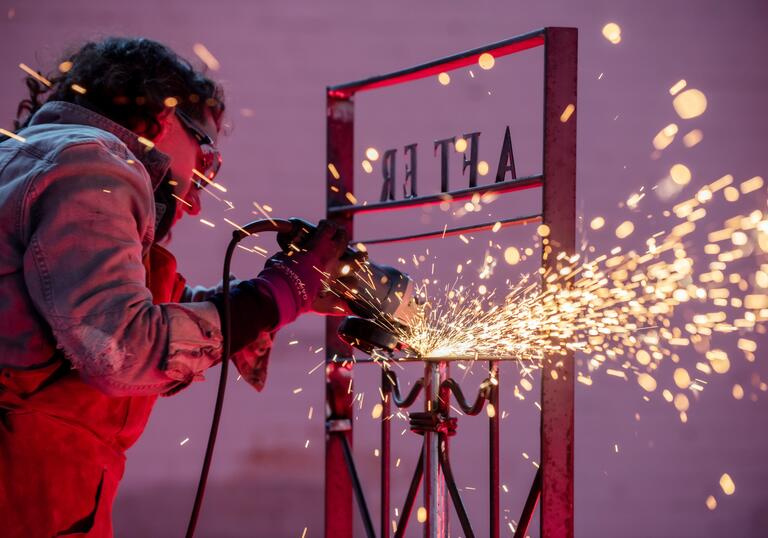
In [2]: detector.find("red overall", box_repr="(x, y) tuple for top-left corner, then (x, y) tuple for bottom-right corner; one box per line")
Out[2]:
(0, 245), (185, 537)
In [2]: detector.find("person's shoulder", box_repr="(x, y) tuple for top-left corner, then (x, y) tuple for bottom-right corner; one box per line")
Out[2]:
(18, 122), (136, 165)
(16, 123), (154, 212)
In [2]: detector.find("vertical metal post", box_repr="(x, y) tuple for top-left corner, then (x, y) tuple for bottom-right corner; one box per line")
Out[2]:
(423, 361), (448, 538)
(381, 367), (392, 538)
(489, 361), (500, 538)
(540, 27), (577, 538)
(326, 92), (355, 538)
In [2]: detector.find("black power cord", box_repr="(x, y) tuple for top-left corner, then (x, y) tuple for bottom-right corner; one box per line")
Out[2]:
(185, 218), (294, 538)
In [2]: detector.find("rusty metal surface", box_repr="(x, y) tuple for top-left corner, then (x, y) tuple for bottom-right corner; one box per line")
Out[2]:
(540, 27), (578, 538)
(325, 94), (355, 538)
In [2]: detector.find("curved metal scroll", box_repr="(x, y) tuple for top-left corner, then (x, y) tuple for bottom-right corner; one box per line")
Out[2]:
(440, 377), (493, 416)
(383, 369), (424, 408)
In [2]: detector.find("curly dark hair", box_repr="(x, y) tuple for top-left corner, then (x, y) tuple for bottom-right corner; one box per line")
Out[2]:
(9, 36), (225, 138)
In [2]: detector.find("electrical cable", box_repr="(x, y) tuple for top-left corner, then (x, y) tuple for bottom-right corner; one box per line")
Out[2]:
(185, 218), (293, 538)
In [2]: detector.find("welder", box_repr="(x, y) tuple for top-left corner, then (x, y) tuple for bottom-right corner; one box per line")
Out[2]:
(0, 37), (351, 537)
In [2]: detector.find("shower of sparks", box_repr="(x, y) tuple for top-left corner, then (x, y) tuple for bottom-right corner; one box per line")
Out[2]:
(18, 63), (51, 86)
(192, 43), (220, 71)
(223, 217), (250, 236)
(400, 197), (765, 366)
(0, 128), (25, 142)
(193, 168), (227, 192)
(253, 200), (276, 225)
(478, 52), (495, 70)
(602, 23), (622, 45)
(327, 177), (766, 415)
(560, 103), (575, 123)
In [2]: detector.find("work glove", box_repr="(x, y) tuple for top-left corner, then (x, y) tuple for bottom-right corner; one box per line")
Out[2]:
(207, 220), (350, 354)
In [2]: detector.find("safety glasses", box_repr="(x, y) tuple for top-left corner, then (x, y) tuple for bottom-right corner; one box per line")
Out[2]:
(175, 108), (222, 189)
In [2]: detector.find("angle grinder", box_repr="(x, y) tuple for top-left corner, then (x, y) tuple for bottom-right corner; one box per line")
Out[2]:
(272, 218), (421, 355)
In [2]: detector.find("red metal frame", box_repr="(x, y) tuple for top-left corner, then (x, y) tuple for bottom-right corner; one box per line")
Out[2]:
(325, 27), (577, 538)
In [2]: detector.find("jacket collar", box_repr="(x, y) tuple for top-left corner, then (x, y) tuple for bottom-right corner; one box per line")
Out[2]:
(27, 101), (171, 190)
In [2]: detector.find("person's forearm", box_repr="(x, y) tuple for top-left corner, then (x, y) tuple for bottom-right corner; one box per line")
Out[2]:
(207, 279), (279, 354)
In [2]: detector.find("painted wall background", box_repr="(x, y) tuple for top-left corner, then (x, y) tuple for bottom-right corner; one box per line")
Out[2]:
(1, 1), (767, 536)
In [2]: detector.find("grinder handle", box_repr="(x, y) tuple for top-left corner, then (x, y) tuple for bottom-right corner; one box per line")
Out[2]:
(276, 218), (367, 264)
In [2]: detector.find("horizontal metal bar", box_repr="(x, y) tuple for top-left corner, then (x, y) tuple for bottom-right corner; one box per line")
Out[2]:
(328, 30), (545, 97)
(328, 175), (543, 216)
(329, 356), (528, 364)
(357, 213), (541, 245)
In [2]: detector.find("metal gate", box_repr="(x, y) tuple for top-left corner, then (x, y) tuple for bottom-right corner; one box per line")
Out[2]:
(324, 27), (577, 538)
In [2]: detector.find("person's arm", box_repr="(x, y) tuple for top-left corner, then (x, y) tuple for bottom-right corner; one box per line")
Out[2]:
(179, 277), (237, 303)
(21, 140), (273, 396)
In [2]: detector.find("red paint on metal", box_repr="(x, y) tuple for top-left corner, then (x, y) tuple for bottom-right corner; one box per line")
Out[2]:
(325, 94), (355, 538)
(328, 175), (543, 216)
(329, 34), (545, 98)
(540, 27), (577, 538)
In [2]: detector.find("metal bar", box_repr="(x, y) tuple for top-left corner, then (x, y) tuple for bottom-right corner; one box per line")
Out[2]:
(329, 356), (527, 364)
(438, 434), (475, 538)
(514, 468), (542, 538)
(394, 449), (424, 538)
(328, 174), (542, 216)
(357, 214), (542, 246)
(489, 362), (500, 538)
(424, 361), (448, 538)
(540, 27), (577, 538)
(440, 378), (490, 416)
(339, 434), (377, 538)
(325, 92), (355, 538)
(381, 368), (391, 538)
(384, 370), (424, 409)
(328, 30), (545, 97)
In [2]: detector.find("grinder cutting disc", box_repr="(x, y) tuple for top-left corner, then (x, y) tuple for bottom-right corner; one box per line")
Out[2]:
(337, 316), (400, 355)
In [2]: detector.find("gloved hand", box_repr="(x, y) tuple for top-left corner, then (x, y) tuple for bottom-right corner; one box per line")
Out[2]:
(259, 219), (350, 322)
(207, 220), (350, 354)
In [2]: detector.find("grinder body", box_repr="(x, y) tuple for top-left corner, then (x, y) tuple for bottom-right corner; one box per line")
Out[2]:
(277, 219), (419, 353)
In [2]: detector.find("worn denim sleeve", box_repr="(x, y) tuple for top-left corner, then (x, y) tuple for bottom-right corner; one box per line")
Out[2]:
(180, 277), (275, 391)
(21, 140), (223, 397)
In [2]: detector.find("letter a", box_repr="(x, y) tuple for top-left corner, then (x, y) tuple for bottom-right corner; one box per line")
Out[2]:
(495, 126), (517, 183)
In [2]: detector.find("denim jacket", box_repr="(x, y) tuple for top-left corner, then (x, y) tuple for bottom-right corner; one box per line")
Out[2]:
(0, 101), (258, 396)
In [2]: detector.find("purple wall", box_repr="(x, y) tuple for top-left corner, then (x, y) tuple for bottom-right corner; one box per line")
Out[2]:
(2, 1), (767, 536)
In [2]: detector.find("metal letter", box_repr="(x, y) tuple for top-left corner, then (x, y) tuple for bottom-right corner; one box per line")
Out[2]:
(495, 126), (517, 183)
(380, 149), (397, 201)
(403, 143), (418, 198)
(434, 137), (455, 192)
(461, 132), (481, 188)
